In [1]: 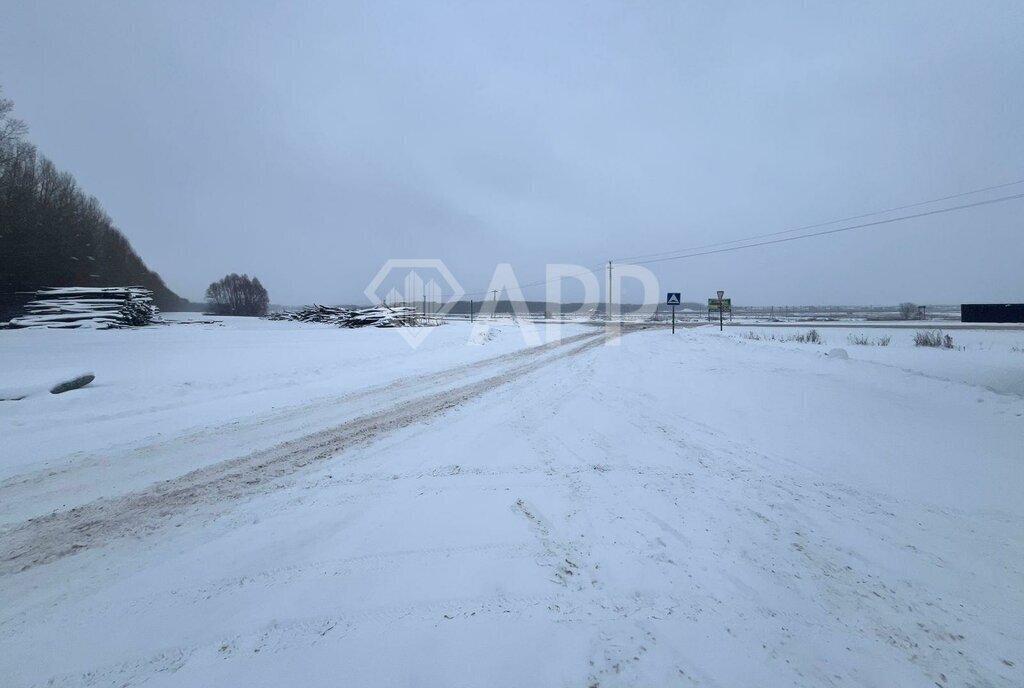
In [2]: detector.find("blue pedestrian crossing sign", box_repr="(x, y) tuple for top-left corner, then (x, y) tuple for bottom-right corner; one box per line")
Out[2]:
(666, 292), (681, 306)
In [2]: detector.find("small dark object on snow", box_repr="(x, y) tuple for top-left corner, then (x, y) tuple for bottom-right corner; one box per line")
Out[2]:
(50, 374), (95, 395)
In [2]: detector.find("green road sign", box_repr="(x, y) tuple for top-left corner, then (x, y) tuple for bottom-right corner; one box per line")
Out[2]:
(708, 298), (732, 310)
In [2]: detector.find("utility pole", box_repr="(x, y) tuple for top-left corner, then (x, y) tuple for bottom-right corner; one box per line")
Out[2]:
(607, 261), (613, 321)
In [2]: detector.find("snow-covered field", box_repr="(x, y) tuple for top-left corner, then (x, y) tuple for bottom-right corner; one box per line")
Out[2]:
(1, 318), (1022, 687)
(0, 315), (587, 510)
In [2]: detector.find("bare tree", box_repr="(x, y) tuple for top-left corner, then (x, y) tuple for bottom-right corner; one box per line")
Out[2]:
(205, 273), (269, 316)
(0, 88), (27, 165)
(898, 302), (918, 320)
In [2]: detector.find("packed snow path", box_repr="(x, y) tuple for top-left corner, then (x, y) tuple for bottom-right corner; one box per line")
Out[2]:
(0, 329), (608, 572)
(1, 324), (1021, 687)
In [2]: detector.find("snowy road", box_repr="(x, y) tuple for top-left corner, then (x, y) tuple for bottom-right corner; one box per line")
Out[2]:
(0, 328), (611, 572)
(1, 324), (1022, 687)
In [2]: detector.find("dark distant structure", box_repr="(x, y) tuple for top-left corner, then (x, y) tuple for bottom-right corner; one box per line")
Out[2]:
(961, 303), (1024, 323)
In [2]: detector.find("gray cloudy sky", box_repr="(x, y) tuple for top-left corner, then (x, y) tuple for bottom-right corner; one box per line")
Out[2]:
(2, 1), (1022, 305)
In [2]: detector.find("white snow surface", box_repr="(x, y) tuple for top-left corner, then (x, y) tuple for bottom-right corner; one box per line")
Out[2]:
(1, 318), (1022, 687)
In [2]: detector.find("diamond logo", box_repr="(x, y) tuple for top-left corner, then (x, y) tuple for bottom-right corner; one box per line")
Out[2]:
(364, 259), (465, 347)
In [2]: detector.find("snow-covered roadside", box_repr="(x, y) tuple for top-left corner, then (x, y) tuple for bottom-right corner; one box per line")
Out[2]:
(0, 317), (589, 523)
(0, 316), (584, 464)
(1, 325), (1021, 687)
(723, 324), (1024, 396)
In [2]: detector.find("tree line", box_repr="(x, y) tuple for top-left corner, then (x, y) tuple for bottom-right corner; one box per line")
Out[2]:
(205, 273), (269, 316)
(0, 88), (184, 317)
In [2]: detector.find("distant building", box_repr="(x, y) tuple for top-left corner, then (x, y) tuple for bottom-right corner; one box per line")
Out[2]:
(961, 304), (1024, 323)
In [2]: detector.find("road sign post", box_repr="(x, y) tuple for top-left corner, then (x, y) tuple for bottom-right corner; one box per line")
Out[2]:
(717, 290), (725, 331)
(666, 293), (681, 334)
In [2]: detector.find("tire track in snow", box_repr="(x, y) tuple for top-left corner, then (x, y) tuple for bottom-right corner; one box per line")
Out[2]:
(0, 330), (617, 574)
(503, 346), (668, 687)
(0, 329), (604, 525)
(513, 498), (594, 590)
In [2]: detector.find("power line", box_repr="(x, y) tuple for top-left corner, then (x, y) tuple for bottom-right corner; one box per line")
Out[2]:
(625, 191), (1024, 267)
(612, 177), (1024, 264)
(457, 180), (1024, 300)
(461, 261), (607, 299)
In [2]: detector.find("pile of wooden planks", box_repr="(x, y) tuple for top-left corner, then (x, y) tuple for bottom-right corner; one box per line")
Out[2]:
(5, 287), (160, 329)
(266, 304), (423, 328)
(339, 306), (420, 328)
(265, 304), (350, 324)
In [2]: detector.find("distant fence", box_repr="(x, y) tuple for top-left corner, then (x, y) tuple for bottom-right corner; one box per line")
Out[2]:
(961, 304), (1024, 323)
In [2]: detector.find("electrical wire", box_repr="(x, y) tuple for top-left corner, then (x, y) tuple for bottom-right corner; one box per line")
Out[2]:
(625, 191), (1024, 267)
(457, 181), (1024, 299)
(612, 177), (1024, 264)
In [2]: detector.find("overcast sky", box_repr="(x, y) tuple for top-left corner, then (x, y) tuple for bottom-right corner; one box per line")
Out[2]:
(2, 1), (1022, 305)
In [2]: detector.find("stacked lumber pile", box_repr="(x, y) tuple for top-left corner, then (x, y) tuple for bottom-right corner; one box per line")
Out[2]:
(265, 304), (349, 324)
(340, 306), (419, 328)
(6, 287), (160, 329)
(266, 304), (422, 328)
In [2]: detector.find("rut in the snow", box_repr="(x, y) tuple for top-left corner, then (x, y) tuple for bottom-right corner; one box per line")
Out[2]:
(0, 329), (621, 575)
